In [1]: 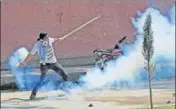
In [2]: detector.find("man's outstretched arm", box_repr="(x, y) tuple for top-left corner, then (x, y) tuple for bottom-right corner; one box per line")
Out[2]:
(19, 54), (33, 66)
(19, 43), (37, 67)
(53, 37), (65, 43)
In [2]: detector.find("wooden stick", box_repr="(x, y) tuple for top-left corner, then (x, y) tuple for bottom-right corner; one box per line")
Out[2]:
(60, 15), (101, 40)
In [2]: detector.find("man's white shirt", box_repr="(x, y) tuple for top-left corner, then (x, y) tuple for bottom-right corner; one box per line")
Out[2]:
(30, 37), (57, 64)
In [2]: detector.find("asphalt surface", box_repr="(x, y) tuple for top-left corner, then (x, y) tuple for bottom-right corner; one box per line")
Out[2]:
(1, 79), (175, 109)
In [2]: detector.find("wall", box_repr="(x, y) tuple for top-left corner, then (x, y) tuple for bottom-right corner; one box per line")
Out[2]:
(1, 1), (174, 61)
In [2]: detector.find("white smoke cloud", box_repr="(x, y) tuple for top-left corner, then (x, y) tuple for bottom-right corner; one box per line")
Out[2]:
(9, 47), (29, 68)
(82, 5), (175, 89)
(132, 6), (175, 59)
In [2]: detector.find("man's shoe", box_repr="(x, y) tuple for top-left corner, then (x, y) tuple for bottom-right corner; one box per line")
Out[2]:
(30, 93), (36, 100)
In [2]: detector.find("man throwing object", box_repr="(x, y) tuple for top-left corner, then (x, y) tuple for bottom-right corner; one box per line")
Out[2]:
(20, 32), (69, 100)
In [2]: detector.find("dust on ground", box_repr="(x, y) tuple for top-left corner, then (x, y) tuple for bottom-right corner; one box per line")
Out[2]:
(1, 88), (175, 109)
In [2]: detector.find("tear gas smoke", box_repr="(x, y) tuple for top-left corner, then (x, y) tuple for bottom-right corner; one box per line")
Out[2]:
(80, 5), (175, 89)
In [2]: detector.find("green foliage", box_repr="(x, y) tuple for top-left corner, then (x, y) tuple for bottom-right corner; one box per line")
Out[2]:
(142, 13), (154, 62)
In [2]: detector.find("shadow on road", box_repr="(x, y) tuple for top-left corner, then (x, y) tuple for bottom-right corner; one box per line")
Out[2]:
(2, 95), (67, 103)
(1, 97), (46, 102)
(1, 97), (65, 109)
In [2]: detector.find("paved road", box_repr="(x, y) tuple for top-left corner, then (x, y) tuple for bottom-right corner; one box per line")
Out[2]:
(1, 80), (175, 109)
